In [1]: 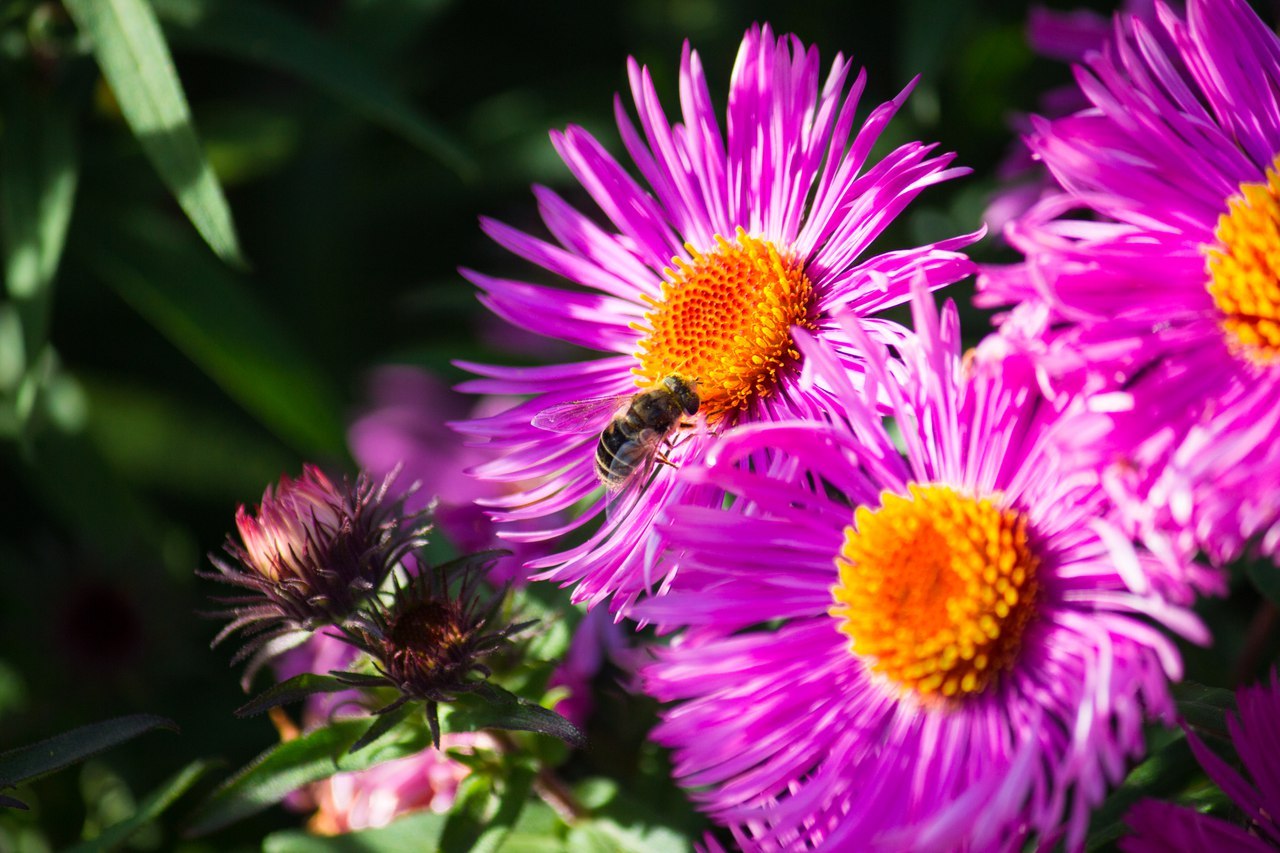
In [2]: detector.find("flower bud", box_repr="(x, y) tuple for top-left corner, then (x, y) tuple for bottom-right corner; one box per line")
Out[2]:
(204, 465), (430, 686)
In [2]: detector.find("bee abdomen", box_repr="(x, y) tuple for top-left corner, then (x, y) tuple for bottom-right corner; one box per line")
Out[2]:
(595, 425), (662, 488)
(595, 423), (630, 486)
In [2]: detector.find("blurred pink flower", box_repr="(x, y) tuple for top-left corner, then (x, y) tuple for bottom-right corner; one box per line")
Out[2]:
(348, 365), (541, 585)
(295, 736), (481, 835)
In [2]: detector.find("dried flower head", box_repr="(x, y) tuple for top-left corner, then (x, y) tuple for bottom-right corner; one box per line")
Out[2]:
(204, 465), (430, 686)
(339, 552), (530, 747)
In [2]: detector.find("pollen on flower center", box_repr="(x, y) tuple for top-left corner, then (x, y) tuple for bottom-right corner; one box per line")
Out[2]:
(829, 483), (1040, 699)
(1207, 158), (1280, 365)
(633, 228), (817, 421)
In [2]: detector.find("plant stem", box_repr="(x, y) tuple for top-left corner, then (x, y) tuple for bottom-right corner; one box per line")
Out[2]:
(1233, 600), (1278, 686)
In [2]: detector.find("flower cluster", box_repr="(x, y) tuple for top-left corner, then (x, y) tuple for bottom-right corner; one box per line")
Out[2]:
(201, 1), (1280, 848)
(441, 3), (1277, 849)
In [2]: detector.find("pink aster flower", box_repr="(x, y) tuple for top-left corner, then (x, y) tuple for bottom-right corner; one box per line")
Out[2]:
(455, 24), (977, 613)
(1123, 670), (1280, 852)
(980, 0), (1280, 577)
(637, 287), (1207, 851)
(985, 1), (1171, 239)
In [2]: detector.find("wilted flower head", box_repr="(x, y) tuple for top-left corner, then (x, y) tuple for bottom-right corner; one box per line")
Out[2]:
(204, 465), (430, 686)
(455, 23), (977, 614)
(1123, 670), (1280, 852)
(341, 552), (529, 746)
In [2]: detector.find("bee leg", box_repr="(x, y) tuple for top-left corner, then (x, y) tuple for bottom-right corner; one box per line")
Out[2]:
(655, 451), (678, 468)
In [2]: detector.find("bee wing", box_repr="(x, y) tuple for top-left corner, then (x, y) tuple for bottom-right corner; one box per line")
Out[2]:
(603, 448), (660, 524)
(532, 394), (630, 434)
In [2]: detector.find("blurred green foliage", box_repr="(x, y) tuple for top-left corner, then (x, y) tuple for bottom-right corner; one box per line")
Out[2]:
(1, 0), (1273, 849)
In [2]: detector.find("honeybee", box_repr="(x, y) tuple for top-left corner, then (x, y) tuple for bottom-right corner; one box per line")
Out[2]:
(532, 375), (701, 493)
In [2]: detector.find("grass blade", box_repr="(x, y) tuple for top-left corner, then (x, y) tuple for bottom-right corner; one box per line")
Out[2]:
(152, 0), (475, 179)
(0, 715), (178, 791)
(67, 759), (214, 853)
(64, 0), (243, 265)
(78, 210), (345, 457)
(0, 72), (79, 357)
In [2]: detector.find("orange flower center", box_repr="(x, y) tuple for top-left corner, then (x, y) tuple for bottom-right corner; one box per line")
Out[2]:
(830, 484), (1040, 699)
(1207, 159), (1280, 365)
(633, 229), (818, 421)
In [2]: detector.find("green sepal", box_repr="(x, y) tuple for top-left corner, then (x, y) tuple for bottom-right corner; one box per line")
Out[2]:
(234, 673), (355, 719)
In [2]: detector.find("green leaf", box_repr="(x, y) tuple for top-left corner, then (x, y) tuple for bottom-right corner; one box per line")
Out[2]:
(235, 674), (355, 719)
(1173, 681), (1236, 736)
(67, 759), (213, 853)
(568, 777), (699, 853)
(518, 581), (582, 667)
(1085, 730), (1198, 851)
(567, 819), (690, 853)
(1246, 559), (1280, 609)
(492, 835), (564, 853)
(63, 0), (243, 264)
(349, 704), (414, 754)
(439, 774), (493, 853)
(0, 715), (178, 791)
(472, 763), (535, 853)
(186, 717), (431, 835)
(440, 763), (535, 853)
(447, 685), (585, 749)
(151, 0), (475, 179)
(263, 810), (450, 852)
(77, 210), (345, 457)
(0, 70), (79, 358)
